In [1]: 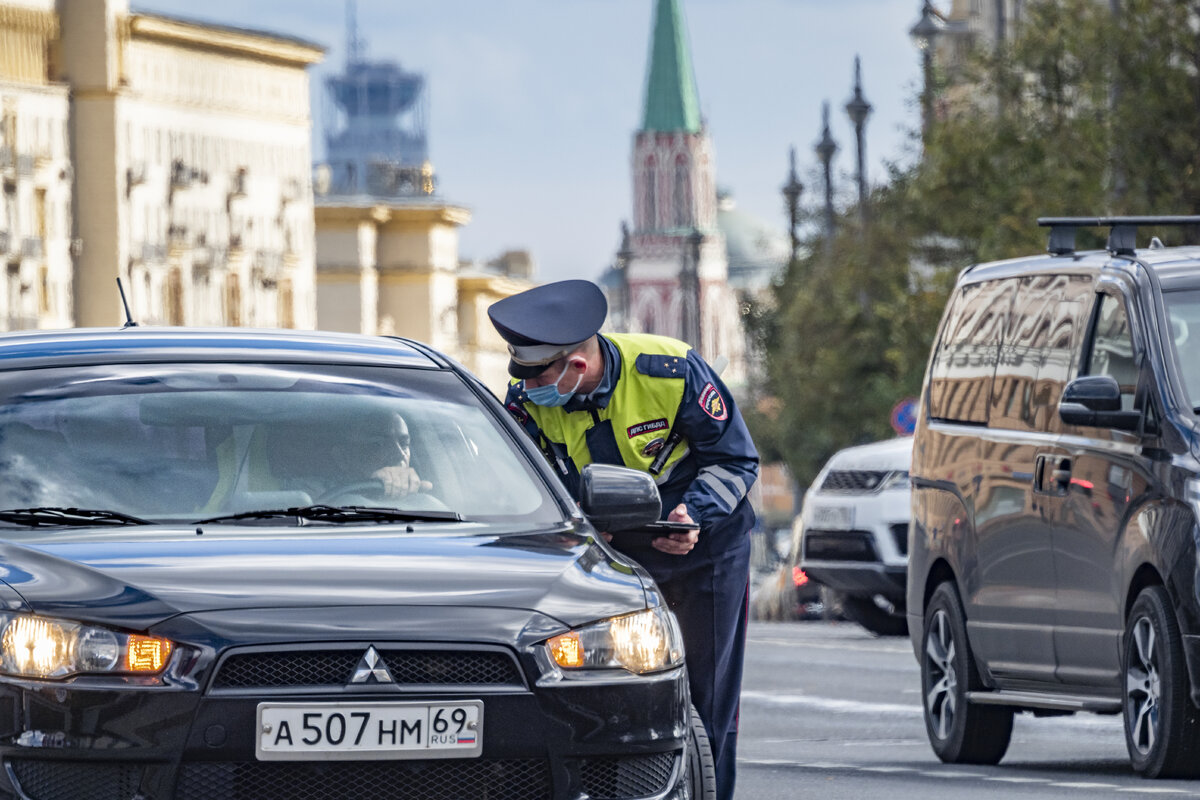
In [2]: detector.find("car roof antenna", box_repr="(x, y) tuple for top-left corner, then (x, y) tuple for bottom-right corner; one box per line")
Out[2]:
(116, 278), (138, 328)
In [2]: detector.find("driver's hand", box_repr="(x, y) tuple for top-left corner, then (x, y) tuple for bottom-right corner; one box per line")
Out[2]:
(652, 504), (698, 556)
(373, 465), (432, 497)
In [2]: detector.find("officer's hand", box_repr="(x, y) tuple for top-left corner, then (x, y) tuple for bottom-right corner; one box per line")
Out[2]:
(373, 465), (432, 497)
(653, 504), (698, 556)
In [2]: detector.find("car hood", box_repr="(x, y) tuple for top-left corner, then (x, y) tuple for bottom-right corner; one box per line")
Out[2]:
(824, 436), (913, 472)
(0, 523), (649, 631)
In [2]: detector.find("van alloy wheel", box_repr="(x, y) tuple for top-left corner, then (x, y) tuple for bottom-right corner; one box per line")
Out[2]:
(920, 582), (1012, 764)
(1122, 587), (1200, 777)
(925, 608), (958, 740)
(1126, 615), (1161, 756)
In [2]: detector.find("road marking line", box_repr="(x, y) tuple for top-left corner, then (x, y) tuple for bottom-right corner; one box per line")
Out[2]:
(984, 776), (1051, 783)
(739, 689), (918, 716)
(747, 636), (912, 655)
(920, 770), (984, 778)
(856, 766), (917, 773)
(1052, 782), (1121, 789)
(1115, 788), (1194, 794)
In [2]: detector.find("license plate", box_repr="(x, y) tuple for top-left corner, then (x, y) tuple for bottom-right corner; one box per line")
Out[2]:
(812, 505), (853, 529)
(257, 701), (483, 761)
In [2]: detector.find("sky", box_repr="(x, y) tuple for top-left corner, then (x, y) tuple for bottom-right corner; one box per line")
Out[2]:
(132, 0), (930, 283)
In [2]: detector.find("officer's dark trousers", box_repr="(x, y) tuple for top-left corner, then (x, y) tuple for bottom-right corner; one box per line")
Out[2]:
(655, 540), (750, 800)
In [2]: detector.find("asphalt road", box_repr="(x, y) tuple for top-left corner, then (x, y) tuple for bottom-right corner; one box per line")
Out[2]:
(734, 620), (1200, 799)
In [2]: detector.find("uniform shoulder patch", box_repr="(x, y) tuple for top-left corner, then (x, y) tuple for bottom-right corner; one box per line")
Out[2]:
(506, 401), (529, 425)
(635, 353), (686, 378)
(698, 383), (728, 421)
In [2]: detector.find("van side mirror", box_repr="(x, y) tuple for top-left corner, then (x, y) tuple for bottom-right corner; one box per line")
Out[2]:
(1059, 375), (1141, 431)
(579, 463), (662, 533)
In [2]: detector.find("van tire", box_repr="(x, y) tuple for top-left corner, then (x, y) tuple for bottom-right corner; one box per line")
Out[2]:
(1123, 586), (1200, 778)
(686, 702), (717, 799)
(842, 594), (908, 636)
(921, 582), (1013, 764)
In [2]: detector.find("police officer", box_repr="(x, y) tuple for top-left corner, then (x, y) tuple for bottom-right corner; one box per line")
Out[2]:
(488, 279), (758, 800)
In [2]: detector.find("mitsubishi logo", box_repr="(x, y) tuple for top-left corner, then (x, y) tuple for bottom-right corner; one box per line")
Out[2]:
(350, 646), (394, 684)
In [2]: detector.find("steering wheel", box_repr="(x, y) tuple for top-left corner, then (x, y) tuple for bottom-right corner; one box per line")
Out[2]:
(316, 479), (387, 505)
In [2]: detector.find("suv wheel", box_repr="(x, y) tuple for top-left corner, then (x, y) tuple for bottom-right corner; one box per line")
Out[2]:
(921, 582), (1013, 764)
(1123, 586), (1200, 777)
(842, 594), (908, 636)
(685, 702), (717, 799)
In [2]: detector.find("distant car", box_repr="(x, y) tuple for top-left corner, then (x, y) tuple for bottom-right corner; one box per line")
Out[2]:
(798, 438), (913, 636)
(0, 327), (714, 800)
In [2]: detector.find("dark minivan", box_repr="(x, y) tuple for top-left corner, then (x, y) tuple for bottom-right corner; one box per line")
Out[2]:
(909, 217), (1200, 778)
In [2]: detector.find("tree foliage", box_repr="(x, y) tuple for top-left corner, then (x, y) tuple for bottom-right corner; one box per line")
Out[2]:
(754, 0), (1200, 486)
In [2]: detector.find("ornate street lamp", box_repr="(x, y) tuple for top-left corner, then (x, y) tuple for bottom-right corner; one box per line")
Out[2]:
(615, 221), (633, 331)
(844, 56), (872, 223)
(679, 227), (704, 351)
(781, 147), (804, 265)
(814, 102), (838, 244)
(909, 0), (944, 143)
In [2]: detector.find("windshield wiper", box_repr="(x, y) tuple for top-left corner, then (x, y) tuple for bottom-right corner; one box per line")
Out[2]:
(193, 505), (463, 526)
(0, 507), (153, 527)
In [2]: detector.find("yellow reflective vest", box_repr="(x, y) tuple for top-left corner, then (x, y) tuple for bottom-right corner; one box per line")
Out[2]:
(519, 333), (691, 479)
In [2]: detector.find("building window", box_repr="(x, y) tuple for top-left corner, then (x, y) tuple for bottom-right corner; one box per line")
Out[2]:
(224, 272), (241, 327)
(166, 267), (183, 325)
(673, 157), (691, 228)
(38, 265), (49, 315)
(644, 157), (656, 230)
(278, 276), (294, 329)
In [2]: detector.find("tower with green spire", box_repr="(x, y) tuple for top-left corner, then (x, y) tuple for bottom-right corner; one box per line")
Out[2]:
(641, 0), (702, 134)
(617, 0), (743, 384)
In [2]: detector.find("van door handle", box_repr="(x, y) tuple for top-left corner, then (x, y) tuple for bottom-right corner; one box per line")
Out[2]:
(1051, 458), (1072, 493)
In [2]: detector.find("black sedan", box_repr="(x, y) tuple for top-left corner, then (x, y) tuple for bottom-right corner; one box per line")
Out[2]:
(0, 328), (712, 800)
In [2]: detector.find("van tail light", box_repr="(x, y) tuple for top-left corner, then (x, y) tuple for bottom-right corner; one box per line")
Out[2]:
(793, 567), (809, 588)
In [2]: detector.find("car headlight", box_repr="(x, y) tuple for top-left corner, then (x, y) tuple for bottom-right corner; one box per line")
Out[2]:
(544, 607), (684, 675)
(0, 613), (174, 679)
(879, 470), (910, 491)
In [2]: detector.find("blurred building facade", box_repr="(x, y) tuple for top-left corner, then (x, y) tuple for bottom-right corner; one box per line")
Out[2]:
(311, 6), (532, 394)
(607, 0), (746, 386)
(0, 0), (324, 332)
(0, 1), (72, 330)
(65, 0), (324, 329)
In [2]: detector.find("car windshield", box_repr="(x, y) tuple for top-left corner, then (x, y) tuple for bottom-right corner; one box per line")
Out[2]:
(1164, 289), (1200, 409)
(0, 362), (563, 527)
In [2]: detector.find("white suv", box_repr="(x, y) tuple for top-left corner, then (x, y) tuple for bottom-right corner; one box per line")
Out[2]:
(798, 437), (912, 635)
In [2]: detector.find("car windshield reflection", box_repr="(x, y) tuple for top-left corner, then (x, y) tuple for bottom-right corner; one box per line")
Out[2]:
(0, 363), (559, 529)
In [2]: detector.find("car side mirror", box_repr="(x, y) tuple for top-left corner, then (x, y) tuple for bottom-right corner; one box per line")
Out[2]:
(579, 463), (662, 533)
(1059, 375), (1141, 431)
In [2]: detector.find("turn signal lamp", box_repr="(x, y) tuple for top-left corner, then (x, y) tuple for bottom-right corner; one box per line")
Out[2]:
(127, 635), (173, 672)
(548, 632), (584, 668)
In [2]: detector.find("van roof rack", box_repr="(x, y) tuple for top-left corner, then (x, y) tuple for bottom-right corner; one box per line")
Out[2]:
(1037, 216), (1200, 257)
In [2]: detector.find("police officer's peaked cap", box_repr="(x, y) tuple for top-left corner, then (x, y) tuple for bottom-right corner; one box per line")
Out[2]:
(487, 280), (608, 378)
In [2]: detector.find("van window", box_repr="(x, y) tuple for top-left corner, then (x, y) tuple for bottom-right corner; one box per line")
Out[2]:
(1084, 294), (1137, 411)
(988, 275), (1094, 433)
(1033, 275), (1094, 432)
(928, 279), (1014, 424)
(1164, 288), (1200, 409)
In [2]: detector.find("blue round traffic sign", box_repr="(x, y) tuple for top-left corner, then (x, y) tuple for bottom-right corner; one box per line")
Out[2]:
(890, 398), (918, 436)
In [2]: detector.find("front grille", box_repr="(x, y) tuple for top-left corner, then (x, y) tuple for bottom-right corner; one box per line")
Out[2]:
(212, 648), (523, 689)
(579, 752), (677, 799)
(175, 759), (550, 800)
(8, 759), (143, 800)
(890, 523), (910, 556)
(804, 530), (879, 562)
(820, 470), (889, 493)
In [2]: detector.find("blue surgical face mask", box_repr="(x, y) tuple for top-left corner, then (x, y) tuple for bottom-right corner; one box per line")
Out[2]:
(525, 361), (583, 407)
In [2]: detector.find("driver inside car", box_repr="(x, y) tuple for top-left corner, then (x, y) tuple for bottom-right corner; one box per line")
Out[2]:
(258, 410), (431, 504)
